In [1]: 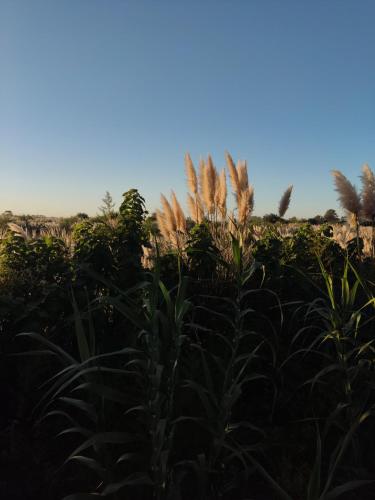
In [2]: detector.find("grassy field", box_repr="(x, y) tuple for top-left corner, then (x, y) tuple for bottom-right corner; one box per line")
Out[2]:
(1, 155), (375, 500)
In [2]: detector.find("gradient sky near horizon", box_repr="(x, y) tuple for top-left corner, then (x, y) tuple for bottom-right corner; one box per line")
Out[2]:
(1, 0), (375, 217)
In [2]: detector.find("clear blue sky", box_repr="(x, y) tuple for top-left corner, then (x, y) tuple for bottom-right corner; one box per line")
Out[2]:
(1, 0), (375, 217)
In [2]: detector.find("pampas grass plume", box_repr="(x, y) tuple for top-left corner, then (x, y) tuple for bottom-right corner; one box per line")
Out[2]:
(160, 194), (177, 233)
(278, 185), (293, 218)
(156, 209), (170, 240)
(187, 193), (204, 223)
(331, 170), (361, 216)
(225, 152), (241, 200)
(238, 185), (254, 225)
(201, 157), (216, 213)
(198, 158), (205, 195)
(217, 168), (227, 217)
(171, 191), (186, 232)
(185, 153), (198, 195)
(237, 160), (249, 192)
(206, 154), (217, 195)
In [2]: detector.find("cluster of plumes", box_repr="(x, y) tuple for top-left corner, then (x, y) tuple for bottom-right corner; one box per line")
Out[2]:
(157, 152), (292, 246)
(225, 152), (254, 225)
(156, 192), (186, 247)
(7, 222), (73, 246)
(332, 164), (375, 223)
(156, 152), (295, 254)
(4, 222), (73, 252)
(331, 165), (375, 257)
(156, 152), (255, 252)
(185, 153), (227, 222)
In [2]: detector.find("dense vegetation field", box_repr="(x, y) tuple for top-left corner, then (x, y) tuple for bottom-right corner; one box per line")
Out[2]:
(1, 155), (375, 499)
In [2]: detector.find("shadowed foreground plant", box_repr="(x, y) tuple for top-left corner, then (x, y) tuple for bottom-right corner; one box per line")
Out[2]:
(178, 235), (271, 498)
(15, 291), (152, 500)
(7, 177), (375, 500)
(98, 265), (193, 500)
(247, 416), (374, 500)
(304, 257), (375, 418)
(243, 255), (375, 499)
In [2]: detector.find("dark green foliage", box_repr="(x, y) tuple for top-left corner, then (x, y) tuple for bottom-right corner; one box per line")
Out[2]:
(186, 222), (218, 279)
(1, 212), (375, 500)
(308, 215), (325, 225)
(346, 235), (364, 259)
(72, 189), (149, 287)
(0, 233), (71, 344)
(324, 209), (340, 223)
(281, 223), (343, 270)
(144, 213), (159, 238)
(252, 228), (283, 276)
(263, 213), (281, 223)
(118, 188), (148, 238)
(72, 220), (114, 276)
(59, 215), (83, 231)
(0, 232), (70, 296)
(253, 224), (344, 290)
(76, 212), (89, 219)
(116, 189), (148, 287)
(250, 224), (347, 309)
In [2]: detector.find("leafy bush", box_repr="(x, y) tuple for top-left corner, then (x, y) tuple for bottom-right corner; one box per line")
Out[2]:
(116, 188), (149, 287)
(0, 232), (69, 295)
(72, 220), (115, 276)
(186, 222), (218, 279)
